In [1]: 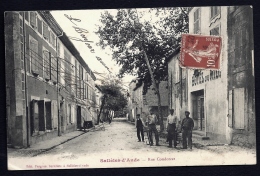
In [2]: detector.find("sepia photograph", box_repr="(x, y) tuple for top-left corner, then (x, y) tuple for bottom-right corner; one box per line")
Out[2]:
(5, 5), (256, 170)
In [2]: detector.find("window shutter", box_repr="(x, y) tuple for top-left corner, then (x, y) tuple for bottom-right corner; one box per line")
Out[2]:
(233, 88), (245, 129)
(193, 8), (201, 34)
(43, 49), (50, 80)
(30, 12), (36, 28)
(25, 12), (29, 21)
(37, 17), (42, 34)
(30, 37), (39, 73)
(43, 23), (49, 41)
(52, 101), (58, 129)
(31, 100), (39, 134)
(71, 105), (74, 123)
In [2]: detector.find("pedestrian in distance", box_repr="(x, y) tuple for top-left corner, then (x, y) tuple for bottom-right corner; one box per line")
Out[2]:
(166, 109), (179, 148)
(136, 114), (144, 142)
(147, 109), (160, 146)
(181, 111), (194, 149)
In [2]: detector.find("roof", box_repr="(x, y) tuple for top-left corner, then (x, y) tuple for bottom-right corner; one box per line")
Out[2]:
(38, 11), (63, 36)
(39, 11), (96, 81)
(165, 46), (180, 63)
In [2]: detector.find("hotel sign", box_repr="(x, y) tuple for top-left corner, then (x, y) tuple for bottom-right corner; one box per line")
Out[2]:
(180, 34), (222, 69)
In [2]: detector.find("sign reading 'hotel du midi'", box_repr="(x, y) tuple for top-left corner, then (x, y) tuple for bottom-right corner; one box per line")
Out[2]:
(180, 34), (222, 69)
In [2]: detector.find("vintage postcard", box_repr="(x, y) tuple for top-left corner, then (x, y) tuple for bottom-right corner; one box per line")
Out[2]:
(5, 6), (256, 170)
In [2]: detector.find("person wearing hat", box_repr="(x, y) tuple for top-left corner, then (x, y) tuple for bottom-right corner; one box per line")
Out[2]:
(181, 111), (194, 149)
(147, 109), (160, 146)
(166, 109), (179, 148)
(136, 114), (144, 142)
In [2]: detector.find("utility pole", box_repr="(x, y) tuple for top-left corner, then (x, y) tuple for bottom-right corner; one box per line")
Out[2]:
(56, 54), (61, 136)
(23, 12), (30, 147)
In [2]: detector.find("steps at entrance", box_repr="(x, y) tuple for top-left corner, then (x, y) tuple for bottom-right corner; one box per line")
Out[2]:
(193, 130), (210, 140)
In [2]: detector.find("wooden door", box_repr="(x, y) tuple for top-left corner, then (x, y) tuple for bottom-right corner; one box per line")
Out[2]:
(45, 101), (52, 130)
(77, 106), (81, 129)
(38, 100), (45, 131)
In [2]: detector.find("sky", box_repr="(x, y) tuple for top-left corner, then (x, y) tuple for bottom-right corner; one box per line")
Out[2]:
(51, 9), (135, 90)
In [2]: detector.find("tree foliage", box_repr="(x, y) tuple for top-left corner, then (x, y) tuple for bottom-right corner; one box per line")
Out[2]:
(99, 83), (127, 112)
(95, 8), (188, 94)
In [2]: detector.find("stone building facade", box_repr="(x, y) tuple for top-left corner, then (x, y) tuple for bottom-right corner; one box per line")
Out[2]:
(167, 48), (188, 123)
(5, 11), (97, 148)
(128, 79), (168, 126)
(167, 6), (255, 147)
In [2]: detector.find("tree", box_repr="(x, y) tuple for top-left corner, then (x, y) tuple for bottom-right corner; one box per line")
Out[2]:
(95, 8), (188, 131)
(97, 79), (127, 124)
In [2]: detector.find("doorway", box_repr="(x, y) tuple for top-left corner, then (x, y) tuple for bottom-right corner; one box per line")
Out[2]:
(192, 90), (205, 131)
(77, 106), (81, 129)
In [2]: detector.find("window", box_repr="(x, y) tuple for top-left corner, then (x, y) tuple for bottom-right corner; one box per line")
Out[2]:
(210, 6), (220, 19)
(43, 22), (49, 41)
(194, 8), (201, 34)
(210, 26), (220, 36)
(29, 12), (37, 29)
(29, 35), (39, 74)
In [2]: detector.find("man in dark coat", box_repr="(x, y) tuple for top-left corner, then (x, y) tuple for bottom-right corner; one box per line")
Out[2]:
(136, 114), (144, 142)
(181, 111), (194, 149)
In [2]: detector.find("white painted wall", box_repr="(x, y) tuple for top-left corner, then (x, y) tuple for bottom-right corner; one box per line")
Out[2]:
(188, 6), (230, 142)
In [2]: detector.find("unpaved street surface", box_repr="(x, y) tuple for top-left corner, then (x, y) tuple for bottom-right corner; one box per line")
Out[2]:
(8, 118), (256, 170)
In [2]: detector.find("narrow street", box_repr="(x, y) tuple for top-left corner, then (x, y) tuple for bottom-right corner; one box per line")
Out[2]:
(8, 118), (256, 169)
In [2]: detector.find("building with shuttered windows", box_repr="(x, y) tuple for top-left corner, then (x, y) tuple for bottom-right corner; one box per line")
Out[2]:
(168, 6), (255, 147)
(189, 6), (255, 147)
(5, 11), (97, 148)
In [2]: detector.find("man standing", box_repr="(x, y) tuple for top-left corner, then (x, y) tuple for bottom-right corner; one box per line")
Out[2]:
(166, 109), (179, 148)
(147, 110), (160, 146)
(181, 111), (194, 149)
(136, 114), (144, 142)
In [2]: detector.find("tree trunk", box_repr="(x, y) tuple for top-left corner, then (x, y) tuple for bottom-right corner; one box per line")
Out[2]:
(156, 85), (164, 132)
(97, 95), (106, 125)
(130, 10), (164, 131)
(142, 45), (164, 131)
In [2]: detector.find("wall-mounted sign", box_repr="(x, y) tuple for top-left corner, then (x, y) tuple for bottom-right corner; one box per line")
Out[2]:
(180, 34), (222, 69)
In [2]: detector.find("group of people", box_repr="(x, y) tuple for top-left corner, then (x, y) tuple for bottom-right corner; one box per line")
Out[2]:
(135, 109), (194, 149)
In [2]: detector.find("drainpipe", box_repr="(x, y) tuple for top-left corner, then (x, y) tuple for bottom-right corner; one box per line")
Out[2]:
(23, 12), (30, 147)
(56, 31), (63, 136)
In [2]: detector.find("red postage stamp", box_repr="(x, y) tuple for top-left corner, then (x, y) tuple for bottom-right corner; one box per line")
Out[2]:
(180, 34), (222, 69)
